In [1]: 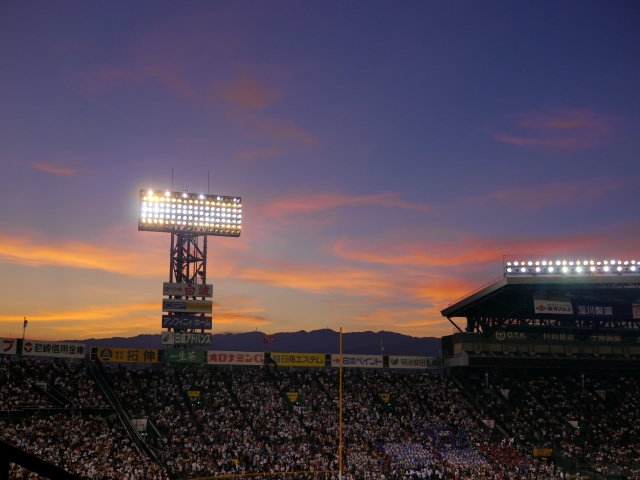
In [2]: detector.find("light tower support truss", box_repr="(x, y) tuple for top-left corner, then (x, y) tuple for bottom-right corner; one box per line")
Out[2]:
(170, 233), (207, 286)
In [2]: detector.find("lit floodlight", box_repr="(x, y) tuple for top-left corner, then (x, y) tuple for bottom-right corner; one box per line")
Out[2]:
(139, 189), (242, 236)
(521, 267), (527, 273)
(548, 267), (554, 272)
(535, 267), (541, 272)
(562, 266), (568, 273)
(590, 266), (596, 272)
(576, 266), (582, 272)
(604, 266), (609, 272)
(507, 268), (512, 272)
(617, 266), (623, 271)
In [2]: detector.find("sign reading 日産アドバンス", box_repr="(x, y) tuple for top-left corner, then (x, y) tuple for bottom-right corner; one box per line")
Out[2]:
(162, 332), (211, 346)
(22, 340), (85, 358)
(162, 299), (212, 313)
(162, 282), (213, 297)
(207, 351), (264, 366)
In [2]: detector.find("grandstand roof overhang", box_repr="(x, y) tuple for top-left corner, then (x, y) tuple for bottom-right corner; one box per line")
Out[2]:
(441, 274), (640, 336)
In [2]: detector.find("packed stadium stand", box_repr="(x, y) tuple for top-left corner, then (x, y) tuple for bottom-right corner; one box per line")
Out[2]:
(4, 350), (640, 480)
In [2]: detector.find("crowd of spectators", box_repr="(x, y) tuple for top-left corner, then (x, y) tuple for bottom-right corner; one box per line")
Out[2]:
(3, 353), (640, 480)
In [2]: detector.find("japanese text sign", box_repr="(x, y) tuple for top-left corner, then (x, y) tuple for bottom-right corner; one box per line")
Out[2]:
(207, 351), (264, 366)
(23, 340), (85, 358)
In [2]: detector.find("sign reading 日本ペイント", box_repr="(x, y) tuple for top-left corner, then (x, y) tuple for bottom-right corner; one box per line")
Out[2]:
(163, 282), (213, 297)
(0, 338), (17, 355)
(331, 354), (384, 368)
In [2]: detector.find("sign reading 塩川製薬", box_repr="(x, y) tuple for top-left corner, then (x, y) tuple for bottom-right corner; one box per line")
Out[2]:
(162, 315), (212, 329)
(22, 340), (85, 358)
(163, 282), (213, 298)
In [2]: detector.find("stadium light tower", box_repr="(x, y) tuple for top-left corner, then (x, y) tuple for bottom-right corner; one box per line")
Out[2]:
(139, 189), (242, 344)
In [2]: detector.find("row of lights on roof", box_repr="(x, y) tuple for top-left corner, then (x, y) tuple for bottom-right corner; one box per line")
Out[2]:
(507, 260), (637, 267)
(147, 190), (240, 203)
(506, 264), (637, 274)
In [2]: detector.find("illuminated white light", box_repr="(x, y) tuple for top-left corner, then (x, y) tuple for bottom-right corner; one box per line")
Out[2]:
(624, 261), (629, 265)
(590, 266), (596, 272)
(165, 191), (170, 196)
(514, 261), (519, 266)
(521, 268), (527, 273)
(562, 261), (567, 265)
(569, 261), (574, 266)
(576, 261), (581, 265)
(617, 266), (623, 271)
(542, 261), (547, 266)
(527, 261), (532, 266)
(548, 267), (554, 272)
(535, 267), (541, 272)
(535, 261), (540, 265)
(556, 261), (561, 266)
(576, 266), (582, 272)
(611, 259), (615, 264)
(632, 266), (637, 271)
(583, 260), (588, 265)
(604, 266), (609, 272)
(604, 261), (608, 265)
(148, 190), (153, 195)
(562, 266), (568, 273)
(597, 261), (601, 265)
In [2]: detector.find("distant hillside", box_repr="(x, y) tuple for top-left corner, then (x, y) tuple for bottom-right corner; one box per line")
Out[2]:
(77, 329), (441, 357)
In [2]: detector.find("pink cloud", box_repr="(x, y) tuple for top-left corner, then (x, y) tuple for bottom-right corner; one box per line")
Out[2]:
(488, 107), (618, 149)
(31, 161), (79, 175)
(217, 76), (281, 109)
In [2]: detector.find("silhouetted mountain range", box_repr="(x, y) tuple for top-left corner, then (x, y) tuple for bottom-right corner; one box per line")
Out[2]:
(78, 329), (441, 357)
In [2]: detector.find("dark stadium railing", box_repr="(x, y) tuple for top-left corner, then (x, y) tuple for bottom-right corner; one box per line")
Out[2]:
(0, 439), (82, 480)
(448, 275), (504, 306)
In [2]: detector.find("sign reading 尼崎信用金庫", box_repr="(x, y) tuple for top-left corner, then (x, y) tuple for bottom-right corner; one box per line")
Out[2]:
(162, 282), (213, 297)
(98, 348), (161, 363)
(167, 349), (205, 364)
(22, 340), (85, 358)
(533, 299), (573, 315)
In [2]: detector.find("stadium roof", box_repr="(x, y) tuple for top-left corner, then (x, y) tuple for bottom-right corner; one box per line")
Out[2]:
(441, 274), (640, 336)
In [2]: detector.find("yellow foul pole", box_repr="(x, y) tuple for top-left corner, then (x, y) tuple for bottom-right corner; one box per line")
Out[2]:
(339, 327), (343, 480)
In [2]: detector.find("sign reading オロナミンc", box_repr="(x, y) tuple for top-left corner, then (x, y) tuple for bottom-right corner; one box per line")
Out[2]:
(207, 351), (264, 365)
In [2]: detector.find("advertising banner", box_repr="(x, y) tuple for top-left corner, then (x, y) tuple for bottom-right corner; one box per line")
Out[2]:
(533, 449), (552, 457)
(162, 332), (212, 345)
(162, 299), (212, 313)
(162, 315), (212, 329)
(575, 302), (613, 317)
(633, 305), (640, 319)
(272, 352), (325, 367)
(331, 354), (384, 368)
(187, 391), (201, 401)
(388, 356), (437, 368)
(163, 282), (213, 298)
(207, 351), (264, 366)
(98, 348), (160, 363)
(167, 349), (205, 364)
(0, 338), (17, 355)
(286, 392), (299, 403)
(22, 340), (85, 358)
(533, 299), (573, 315)
(481, 419), (495, 429)
(132, 418), (148, 432)
(380, 394), (390, 403)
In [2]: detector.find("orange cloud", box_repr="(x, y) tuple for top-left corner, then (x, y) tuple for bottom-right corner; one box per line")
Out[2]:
(0, 232), (165, 276)
(264, 192), (431, 219)
(488, 107), (618, 149)
(31, 161), (79, 175)
(217, 76), (281, 109)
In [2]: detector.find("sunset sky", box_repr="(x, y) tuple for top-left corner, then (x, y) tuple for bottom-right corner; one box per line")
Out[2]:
(1, 2), (639, 340)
